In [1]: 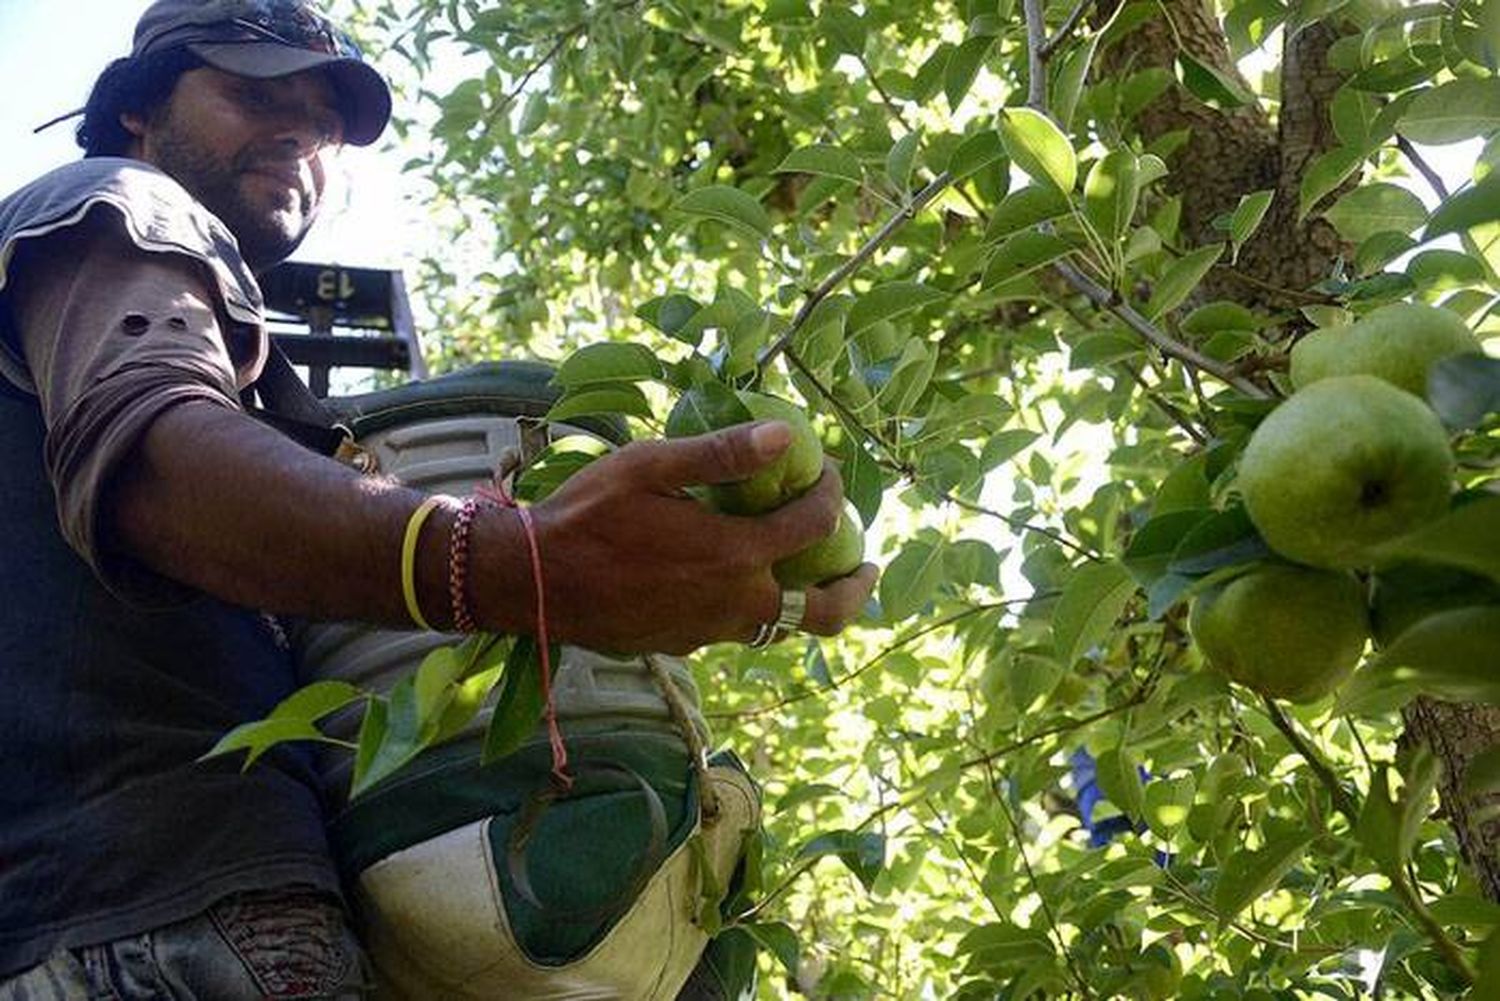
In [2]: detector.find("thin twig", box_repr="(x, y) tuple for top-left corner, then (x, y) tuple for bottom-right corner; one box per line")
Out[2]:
(1118, 363), (1209, 445)
(736, 682), (1151, 925)
(1054, 261), (1269, 396)
(758, 172), (956, 372)
(708, 602), (1010, 721)
(1261, 697), (1360, 824)
(1039, 0), (1099, 59)
(958, 685), (1152, 773)
(1396, 136), (1450, 200)
(942, 492), (1103, 562)
(988, 763), (1097, 999)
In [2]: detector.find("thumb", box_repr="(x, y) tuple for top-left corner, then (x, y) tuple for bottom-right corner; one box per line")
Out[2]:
(632, 420), (791, 491)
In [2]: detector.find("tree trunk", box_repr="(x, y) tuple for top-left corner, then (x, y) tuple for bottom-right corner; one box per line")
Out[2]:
(1092, 0), (1500, 902)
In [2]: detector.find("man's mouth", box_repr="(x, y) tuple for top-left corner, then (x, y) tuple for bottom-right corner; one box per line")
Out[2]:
(244, 165), (308, 205)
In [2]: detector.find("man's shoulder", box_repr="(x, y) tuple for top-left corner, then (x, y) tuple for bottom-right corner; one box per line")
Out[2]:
(0, 158), (263, 324)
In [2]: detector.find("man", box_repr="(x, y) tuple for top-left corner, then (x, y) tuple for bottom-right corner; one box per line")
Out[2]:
(0, 1), (877, 996)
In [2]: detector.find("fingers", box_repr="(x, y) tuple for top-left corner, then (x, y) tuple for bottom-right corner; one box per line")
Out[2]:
(737, 562), (879, 645)
(749, 459), (846, 561)
(624, 422), (792, 493)
(800, 563), (879, 635)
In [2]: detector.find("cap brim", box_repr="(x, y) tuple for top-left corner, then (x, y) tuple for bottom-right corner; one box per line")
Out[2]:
(188, 42), (391, 146)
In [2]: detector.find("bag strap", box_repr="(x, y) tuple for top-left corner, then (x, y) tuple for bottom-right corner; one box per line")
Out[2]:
(242, 339), (367, 464)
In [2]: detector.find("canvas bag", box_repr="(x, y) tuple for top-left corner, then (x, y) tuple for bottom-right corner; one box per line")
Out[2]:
(288, 362), (760, 999)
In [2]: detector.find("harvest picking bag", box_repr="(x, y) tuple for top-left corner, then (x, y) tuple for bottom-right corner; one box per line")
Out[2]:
(292, 362), (761, 1000)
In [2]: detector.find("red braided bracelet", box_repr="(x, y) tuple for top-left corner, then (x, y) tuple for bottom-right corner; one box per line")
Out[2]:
(447, 495), (485, 633)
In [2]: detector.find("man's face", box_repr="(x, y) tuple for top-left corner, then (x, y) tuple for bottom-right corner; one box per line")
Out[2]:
(127, 66), (346, 271)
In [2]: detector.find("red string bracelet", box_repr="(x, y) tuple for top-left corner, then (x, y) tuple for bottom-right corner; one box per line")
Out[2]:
(475, 477), (572, 792)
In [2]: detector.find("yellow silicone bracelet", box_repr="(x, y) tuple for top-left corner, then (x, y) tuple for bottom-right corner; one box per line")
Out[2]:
(402, 496), (446, 631)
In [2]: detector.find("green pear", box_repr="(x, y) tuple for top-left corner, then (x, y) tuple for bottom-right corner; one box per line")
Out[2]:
(1189, 564), (1369, 703)
(1238, 375), (1453, 569)
(774, 502), (866, 587)
(1290, 302), (1481, 398)
(706, 391), (824, 515)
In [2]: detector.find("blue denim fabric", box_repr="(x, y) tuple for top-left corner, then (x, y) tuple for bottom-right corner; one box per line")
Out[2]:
(0, 888), (368, 1001)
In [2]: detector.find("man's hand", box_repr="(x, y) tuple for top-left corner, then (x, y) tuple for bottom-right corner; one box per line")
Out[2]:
(470, 420), (879, 655)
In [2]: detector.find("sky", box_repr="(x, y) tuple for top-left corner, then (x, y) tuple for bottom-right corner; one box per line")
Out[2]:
(0, 0), (422, 270)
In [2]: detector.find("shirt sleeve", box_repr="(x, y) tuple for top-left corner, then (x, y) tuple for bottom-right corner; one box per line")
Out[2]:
(8, 203), (266, 599)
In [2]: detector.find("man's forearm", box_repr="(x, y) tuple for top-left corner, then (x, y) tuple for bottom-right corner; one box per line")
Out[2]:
(105, 400), (520, 628)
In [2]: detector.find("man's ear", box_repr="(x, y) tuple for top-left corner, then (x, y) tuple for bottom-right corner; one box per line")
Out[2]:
(120, 112), (147, 139)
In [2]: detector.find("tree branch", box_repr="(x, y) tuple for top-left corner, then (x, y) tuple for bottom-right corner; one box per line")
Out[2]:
(1039, 0), (1099, 60)
(757, 172), (955, 372)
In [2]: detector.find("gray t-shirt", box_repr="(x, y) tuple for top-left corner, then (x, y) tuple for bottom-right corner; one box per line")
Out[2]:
(1, 157), (266, 593)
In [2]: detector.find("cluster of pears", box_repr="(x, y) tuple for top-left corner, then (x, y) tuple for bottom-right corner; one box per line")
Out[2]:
(707, 391), (866, 588)
(1189, 303), (1486, 703)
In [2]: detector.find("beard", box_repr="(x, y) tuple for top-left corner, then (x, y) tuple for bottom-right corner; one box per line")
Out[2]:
(147, 120), (320, 273)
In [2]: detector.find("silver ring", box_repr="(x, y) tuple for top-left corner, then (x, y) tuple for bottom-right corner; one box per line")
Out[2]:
(747, 589), (807, 649)
(775, 589), (807, 633)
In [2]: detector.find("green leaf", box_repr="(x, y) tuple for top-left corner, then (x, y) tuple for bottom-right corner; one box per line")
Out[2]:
(946, 131), (1007, 182)
(514, 435), (610, 503)
(1426, 172), (1500, 241)
(1146, 246), (1224, 319)
(1397, 79), (1500, 146)
(1375, 497), (1500, 583)
(200, 717), (343, 770)
(1213, 828), (1315, 922)
(350, 674), (426, 798)
(774, 144), (864, 185)
(745, 922), (801, 978)
(545, 384), (654, 422)
(847, 282), (948, 335)
(517, 91), (548, 135)
(796, 830), (886, 892)
(674, 185), (772, 241)
(984, 186), (1072, 243)
(1176, 52), (1255, 109)
(482, 636), (550, 764)
(1123, 508), (1216, 585)
(841, 438), (885, 528)
(1298, 146), (1365, 222)
(1052, 559), (1138, 666)
(1340, 607), (1500, 714)
(553, 342), (663, 388)
(1358, 749), (1439, 873)
(1069, 331), (1143, 369)
(981, 429), (1040, 468)
(1168, 505), (1269, 576)
(268, 679), (365, 723)
(1464, 745), (1500, 799)
(1143, 774), (1197, 839)
(1229, 189), (1275, 260)
(1428, 353), (1500, 431)
(1406, 249), (1487, 292)
(636, 294), (703, 343)
(1324, 183), (1428, 244)
(665, 382), (753, 439)
(1052, 34), (1100, 130)
(880, 538), (948, 621)
(1083, 149), (1142, 242)
(1095, 747), (1145, 821)
(1182, 301), (1263, 335)
(997, 107), (1077, 193)
(1331, 86), (1381, 147)
(945, 35), (994, 111)
(886, 131), (921, 193)
(982, 231), (1076, 288)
